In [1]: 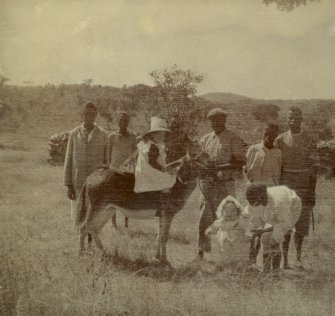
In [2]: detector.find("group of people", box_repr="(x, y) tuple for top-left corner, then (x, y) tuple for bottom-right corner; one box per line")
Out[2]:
(64, 101), (317, 273)
(199, 106), (317, 272)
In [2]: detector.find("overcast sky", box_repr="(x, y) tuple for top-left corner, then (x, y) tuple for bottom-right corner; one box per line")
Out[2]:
(1, 0), (335, 99)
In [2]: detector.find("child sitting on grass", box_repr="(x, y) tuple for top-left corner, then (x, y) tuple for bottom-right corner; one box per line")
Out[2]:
(205, 196), (250, 267)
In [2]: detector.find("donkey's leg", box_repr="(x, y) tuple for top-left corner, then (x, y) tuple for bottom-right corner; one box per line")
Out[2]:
(79, 228), (86, 255)
(159, 213), (174, 265)
(92, 231), (104, 252)
(87, 233), (93, 250)
(112, 214), (117, 229)
(155, 217), (163, 260)
(125, 217), (129, 228)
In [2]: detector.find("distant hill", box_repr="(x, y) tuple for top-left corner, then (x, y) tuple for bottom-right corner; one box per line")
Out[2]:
(201, 92), (254, 105)
(1, 84), (334, 145)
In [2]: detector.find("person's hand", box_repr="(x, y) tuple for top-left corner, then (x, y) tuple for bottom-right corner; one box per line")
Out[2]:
(67, 186), (76, 200)
(165, 165), (177, 175)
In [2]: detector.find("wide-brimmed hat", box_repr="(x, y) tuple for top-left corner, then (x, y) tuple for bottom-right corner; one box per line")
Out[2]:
(143, 116), (171, 137)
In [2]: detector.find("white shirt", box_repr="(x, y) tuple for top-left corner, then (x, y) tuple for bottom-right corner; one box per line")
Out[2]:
(244, 186), (302, 243)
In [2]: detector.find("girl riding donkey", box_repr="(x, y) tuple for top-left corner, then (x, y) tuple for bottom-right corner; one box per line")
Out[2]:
(134, 116), (183, 216)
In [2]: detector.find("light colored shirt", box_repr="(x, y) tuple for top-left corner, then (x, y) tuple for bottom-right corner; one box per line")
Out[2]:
(134, 140), (176, 193)
(244, 186), (302, 243)
(246, 141), (282, 186)
(199, 129), (246, 166)
(64, 124), (108, 193)
(107, 131), (137, 168)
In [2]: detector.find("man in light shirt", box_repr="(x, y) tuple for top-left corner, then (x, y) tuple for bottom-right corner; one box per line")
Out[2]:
(245, 184), (302, 273)
(197, 108), (246, 260)
(275, 107), (318, 269)
(64, 102), (108, 223)
(245, 123), (282, 186)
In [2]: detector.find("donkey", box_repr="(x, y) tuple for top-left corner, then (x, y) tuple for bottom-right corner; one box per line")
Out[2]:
(75, 134), (203, 265)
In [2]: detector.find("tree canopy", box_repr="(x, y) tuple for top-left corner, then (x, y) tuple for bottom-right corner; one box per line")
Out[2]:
(251, 104), (280, 123)
(263, 0), (318, 11)
(149, 65), (205, 137)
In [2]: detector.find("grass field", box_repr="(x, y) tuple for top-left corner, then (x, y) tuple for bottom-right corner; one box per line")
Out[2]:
(1, 132), (335, 316)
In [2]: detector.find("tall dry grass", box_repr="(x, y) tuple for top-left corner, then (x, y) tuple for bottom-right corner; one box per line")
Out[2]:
(1, 134), (335, 315)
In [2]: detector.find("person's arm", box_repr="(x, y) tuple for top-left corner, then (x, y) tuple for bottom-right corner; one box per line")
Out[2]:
(148, 143), (164, 171)
(64, 132), (76, 200)
(230, 135), (246, 170)
(103, 131), (109, 165)
(245, 146), (256, 181)
(106, 133), (114, 167)
(273, 150), (282, 185)
(205, 219), (222, 235)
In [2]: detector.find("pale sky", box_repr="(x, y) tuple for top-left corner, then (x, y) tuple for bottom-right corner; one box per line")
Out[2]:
(1, 0), (335, 99)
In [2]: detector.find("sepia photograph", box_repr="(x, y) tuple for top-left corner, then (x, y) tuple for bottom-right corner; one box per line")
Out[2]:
(1, 0), (335, 315)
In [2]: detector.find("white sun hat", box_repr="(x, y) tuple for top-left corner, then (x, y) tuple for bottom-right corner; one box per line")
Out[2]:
(143, 116), (171, 137)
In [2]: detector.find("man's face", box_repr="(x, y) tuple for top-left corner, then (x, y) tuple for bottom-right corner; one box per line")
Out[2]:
(118, 114), (129, 131)
(288, 116), (302, 133)
(209, 115), (226, 134)
(82, 109), (97, 127)
(263, 132), (276, 149)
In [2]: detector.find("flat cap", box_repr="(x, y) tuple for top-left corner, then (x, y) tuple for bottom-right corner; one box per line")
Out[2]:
(288, 106), (303, 120)
(207, 108), (227, 119)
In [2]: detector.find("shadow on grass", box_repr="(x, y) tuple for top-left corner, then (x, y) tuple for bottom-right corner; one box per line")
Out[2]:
(101, 249), (335, 291)
(102, 248), (176, 282)
(126, 229), (191, 245)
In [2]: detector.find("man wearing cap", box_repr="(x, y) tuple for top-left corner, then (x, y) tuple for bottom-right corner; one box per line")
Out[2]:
(275, 106), (318, 269)
(107, 111), (137, 228)
(64, 102), (108, 223)
(245, 184), (302, 273)
(197, 108), (246, 259)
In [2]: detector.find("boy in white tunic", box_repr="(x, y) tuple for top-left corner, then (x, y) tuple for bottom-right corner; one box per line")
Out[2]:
(245, 184), (302, 272)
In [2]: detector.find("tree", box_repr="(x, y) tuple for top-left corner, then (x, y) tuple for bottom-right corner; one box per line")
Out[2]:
(263, 0), (318, 11)
(304, 101), (335, 141)
(149, 65), (205, 137)
(251, 104), (280, 123)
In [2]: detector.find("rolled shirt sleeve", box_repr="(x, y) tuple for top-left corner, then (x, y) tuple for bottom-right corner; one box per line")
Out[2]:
(64, 132), (74, 187)
(230, 135), (246, 169)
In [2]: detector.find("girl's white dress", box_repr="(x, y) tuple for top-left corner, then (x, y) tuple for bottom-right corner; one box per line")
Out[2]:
(209, 218), (250, 266)
(134, 140), (176, 193)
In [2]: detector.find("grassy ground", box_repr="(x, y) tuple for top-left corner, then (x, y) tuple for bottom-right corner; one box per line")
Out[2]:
(1, 133), (335, 316)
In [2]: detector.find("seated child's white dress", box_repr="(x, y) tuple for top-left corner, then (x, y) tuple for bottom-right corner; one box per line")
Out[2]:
(210, 218), (250, 266)
(134, 140), (176, 193)
(206, 196), (250, 267)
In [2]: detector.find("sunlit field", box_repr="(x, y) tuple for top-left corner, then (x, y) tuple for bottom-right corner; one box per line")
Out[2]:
(1, 133), (335, 316)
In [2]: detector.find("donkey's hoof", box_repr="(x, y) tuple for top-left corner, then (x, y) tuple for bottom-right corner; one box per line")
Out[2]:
(159, 258), (172, 268)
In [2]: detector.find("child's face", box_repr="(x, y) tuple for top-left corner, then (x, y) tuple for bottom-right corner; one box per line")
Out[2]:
(151, 131), (166, 143)
(222, 202), (239, 221)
